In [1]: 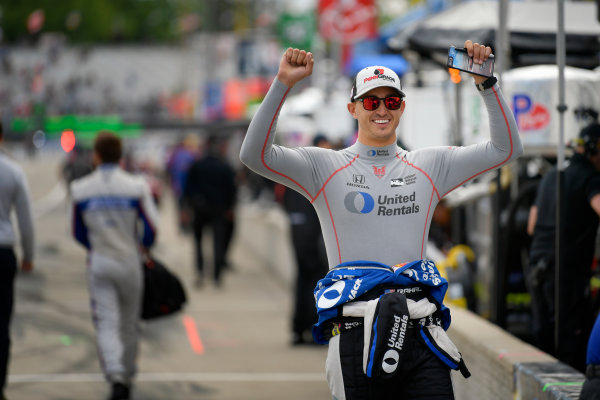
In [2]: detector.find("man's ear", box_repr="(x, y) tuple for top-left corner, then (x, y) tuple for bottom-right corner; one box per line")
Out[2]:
(347, 102), (357, 119)
(92, 151), (101, 167)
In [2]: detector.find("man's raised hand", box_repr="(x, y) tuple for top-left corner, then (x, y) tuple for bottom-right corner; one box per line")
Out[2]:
(463, 40), (493, 84)
(276, 48), (314, 88)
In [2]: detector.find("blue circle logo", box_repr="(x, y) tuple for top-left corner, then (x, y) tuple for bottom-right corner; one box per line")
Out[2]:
(344, 191), (375, 214)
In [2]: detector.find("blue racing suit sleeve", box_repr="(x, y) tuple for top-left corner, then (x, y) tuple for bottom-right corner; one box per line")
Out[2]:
(72, 200), (90, 250)
(137, 183), (158, 248)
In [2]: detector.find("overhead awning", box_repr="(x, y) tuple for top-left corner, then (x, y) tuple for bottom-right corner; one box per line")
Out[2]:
(388, 1), (600, 69)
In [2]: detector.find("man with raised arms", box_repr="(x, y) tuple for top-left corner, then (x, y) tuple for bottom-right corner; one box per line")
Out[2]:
(240, 41), (522, 399)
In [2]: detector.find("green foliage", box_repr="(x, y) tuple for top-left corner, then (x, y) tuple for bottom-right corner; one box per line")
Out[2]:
(0, 0), (193, 43)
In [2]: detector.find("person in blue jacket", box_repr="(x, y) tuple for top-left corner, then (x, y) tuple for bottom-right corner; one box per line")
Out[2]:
(581, 312), (600, 399)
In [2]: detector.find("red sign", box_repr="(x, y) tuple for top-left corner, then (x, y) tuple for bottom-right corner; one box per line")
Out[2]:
(61, 129), (76, 153)
(513, 94), (551, 131)
(518, 103), (551, 131)
(27, 9), (45, 34)
(318, 0), (378, 44)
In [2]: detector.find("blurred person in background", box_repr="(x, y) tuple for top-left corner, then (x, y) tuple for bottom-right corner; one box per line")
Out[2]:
(61, 144), (94, 186)
(166, 133), (200, 232)
(240, 42), (521, 399)
(70, 131), (159, 400)
(526, 122), (600, 372)
(275, 134), (332, 345)
(122, 152), (163, 207)
(183, 135), (237, 288)
(0, 121), (34, 400)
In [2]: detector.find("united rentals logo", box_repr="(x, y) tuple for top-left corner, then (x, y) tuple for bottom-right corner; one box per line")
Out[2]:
(344, 191), (421, 216)
(388, 314), (409, 350)
(376, 192), (420, 216)
(317, 280), (345, 309)
(382, 314), (409, 374)
(373, 165), (386, 179)
(344, 191), (375, 214)
(367, 149), (390, 157)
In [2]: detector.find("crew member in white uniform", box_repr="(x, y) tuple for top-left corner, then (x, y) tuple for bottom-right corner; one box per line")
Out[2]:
(70, 131), (159, 400)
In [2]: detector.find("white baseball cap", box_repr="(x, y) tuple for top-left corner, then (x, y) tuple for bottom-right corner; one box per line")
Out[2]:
(350, 66), (405, 102)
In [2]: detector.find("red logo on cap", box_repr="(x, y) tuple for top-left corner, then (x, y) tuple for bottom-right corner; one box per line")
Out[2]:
(364, 68), (396, 84)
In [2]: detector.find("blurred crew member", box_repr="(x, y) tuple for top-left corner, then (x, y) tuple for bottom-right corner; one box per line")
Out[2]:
(527, 123), (600, 372)
(166, 134), (199, 232)
(70, 131), (159, 400)
(183, 136), (237, 287)
(0, 122), (35, 400)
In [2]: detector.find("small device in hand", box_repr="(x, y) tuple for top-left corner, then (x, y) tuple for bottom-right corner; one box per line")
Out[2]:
(447, 46), (495, 78)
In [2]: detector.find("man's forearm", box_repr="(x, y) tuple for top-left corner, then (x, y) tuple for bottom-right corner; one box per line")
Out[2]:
(240, 79), (290, 174)
(482, 84), (523, 160)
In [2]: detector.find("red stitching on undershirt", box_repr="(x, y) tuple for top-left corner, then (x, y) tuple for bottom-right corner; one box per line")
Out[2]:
(260, 90), (360, 262)
(260, 87), (314, 199)
(421, 189), (436, 259)
(314, 154), (360, 264)
(397, 153), (439, 259)
(323, 190), (342, 264)
(397, 154), (441, 201)
(442, 86), (514, 197)
(311, 154), (360, 203)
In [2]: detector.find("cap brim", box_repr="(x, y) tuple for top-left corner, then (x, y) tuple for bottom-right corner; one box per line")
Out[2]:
(352, 86), (405, 101)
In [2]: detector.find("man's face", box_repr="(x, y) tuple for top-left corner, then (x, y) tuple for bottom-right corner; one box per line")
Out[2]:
(347, 86), (405, 147)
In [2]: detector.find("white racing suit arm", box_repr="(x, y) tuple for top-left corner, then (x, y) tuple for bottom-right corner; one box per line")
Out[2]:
(240, 79), (320, 198)
(413, 83), (523, 199)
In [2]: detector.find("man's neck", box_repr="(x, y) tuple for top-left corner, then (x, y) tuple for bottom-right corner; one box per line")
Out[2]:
(356, 137), (397, 147)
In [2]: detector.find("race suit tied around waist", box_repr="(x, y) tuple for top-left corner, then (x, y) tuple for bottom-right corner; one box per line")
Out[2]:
(362, 291), (470, 379)
(313, 260), (470, 379)
(313, 259), (451, 344)
(363, 291), (412, 379)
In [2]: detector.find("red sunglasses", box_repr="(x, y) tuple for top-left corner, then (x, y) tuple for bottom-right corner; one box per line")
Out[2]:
(357, 95), (404, 111)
